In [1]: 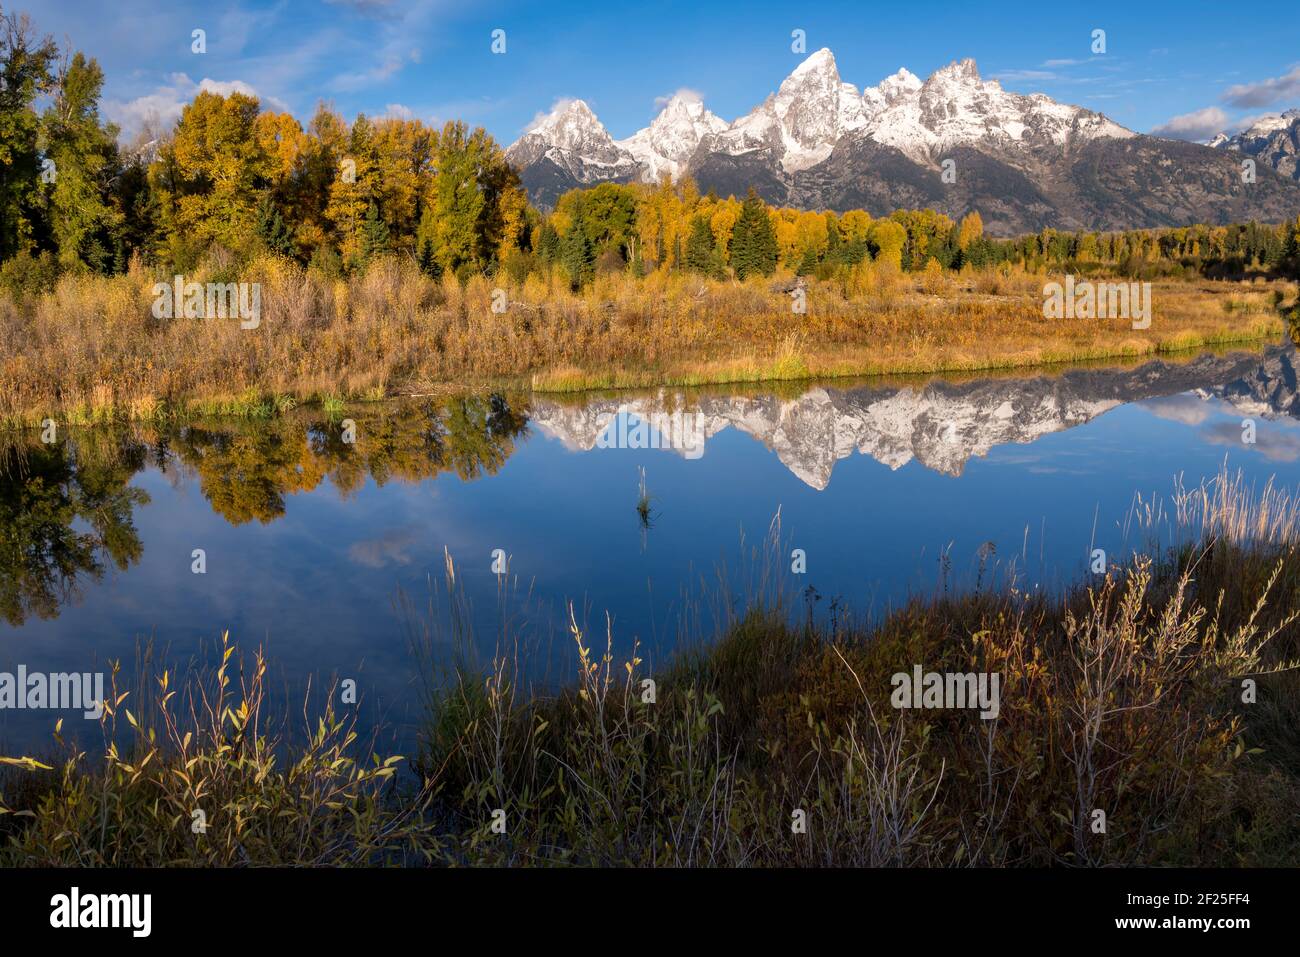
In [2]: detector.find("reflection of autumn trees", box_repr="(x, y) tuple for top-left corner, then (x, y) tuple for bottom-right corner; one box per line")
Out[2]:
(0, 436), (149, 626)
(173, 424), (332, 525)
(0, 395), (531, 620)
(171, 393), (531, 524)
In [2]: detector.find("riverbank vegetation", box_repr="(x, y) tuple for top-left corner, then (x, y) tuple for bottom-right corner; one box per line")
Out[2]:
(1, 253), (1292, 425)
(3, 8), (1300, 423)
(3, 468), (1299, 866)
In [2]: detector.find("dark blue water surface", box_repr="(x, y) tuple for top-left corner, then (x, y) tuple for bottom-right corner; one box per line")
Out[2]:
(5, 340), (1300, 754)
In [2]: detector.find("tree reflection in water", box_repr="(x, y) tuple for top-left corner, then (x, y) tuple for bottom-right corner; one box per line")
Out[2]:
(0, 393), (530, 622)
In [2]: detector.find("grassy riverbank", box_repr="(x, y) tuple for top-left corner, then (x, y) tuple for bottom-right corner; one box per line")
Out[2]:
(0, 254), (1291, 427)
(2, 468), (1299, 867)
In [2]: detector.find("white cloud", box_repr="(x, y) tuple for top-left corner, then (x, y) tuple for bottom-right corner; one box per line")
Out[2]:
(1138, 395), (1212, 426)
(1150, 106), (1231, 142)
(104, 73), (290, 142)
(348, 529), (417, 568)
(330, 54), (408, 92)
(1222, 64), (1300, 108)
(522, 97), (582, 134)
(991, 69), (1059, 83)
(653, 87), (705, 110)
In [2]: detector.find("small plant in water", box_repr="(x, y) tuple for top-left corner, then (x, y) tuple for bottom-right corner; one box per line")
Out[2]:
(636, 465), (656, 533)
(322, 395), (346, 419)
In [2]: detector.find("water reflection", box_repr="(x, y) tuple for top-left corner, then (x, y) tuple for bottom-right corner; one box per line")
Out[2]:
(531, 341), (1300, 487)
(3, 342), (1300, 629)
(0, 437), (148, 626)
(0, 394), (530, 622)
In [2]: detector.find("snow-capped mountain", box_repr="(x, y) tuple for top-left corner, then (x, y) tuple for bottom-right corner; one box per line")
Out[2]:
(698, 47), (878, 173)
(861, 67), (924, 115)
(507, 99), (641, 186)
(1208, 109), (1300, 181)
(861, 57), (1133, 165)
(615, 92), (728, 182)
(506, 48), (1300, 232)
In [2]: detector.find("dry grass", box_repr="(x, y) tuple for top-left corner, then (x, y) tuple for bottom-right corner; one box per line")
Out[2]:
(3, 470), (1300, 866)
(0, 632), (433, 866)
(401, 482), (1300, 866)
(0, 253), (1289, 425)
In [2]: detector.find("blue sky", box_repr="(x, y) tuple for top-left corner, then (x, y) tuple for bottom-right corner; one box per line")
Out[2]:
(27, 0), (1300, 145)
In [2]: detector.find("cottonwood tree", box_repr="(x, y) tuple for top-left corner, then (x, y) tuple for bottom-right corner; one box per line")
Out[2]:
(42, 52), (122, 271)
(0, 9), (57, 261)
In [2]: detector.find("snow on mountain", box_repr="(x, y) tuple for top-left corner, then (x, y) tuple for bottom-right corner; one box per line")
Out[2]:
(501, 49), (1300, 230)
(614, 92), (728, 182)
(509, 50), (1134, 185)
(863, 57), (1133, 165)
(862, 67), (924, 114)
(771, 48), (873, 169)
(1237, 109), (1300, 140)
(505, 98), (640, 183)
(1208, 109), (1300, 180)
(701, 48), (878, 172)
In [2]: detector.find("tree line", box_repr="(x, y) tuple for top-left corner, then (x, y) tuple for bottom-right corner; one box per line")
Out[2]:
(3, 7), (1298, 298)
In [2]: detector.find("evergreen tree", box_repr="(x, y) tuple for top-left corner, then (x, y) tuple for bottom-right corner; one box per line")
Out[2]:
(1283, 215), (1300, 271)
(0, 13), (58, 261)
(114, 152), (157, 266)
(684, 215), (717, 275)
(256, 195), (294, 256)
(729, 188), (778, 279)
(535, 222), (559, 264)
(417, 237), (441, 278)
(559, 219), (592, 287)
(43, 52), (122, 271)
(360, 200), (389, 260)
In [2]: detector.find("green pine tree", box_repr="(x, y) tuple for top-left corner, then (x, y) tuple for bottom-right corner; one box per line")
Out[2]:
(535, 222), (560, 264)
(729, 188), (778, 279)
(418, 237), (442, 278)
(43, 52), (123, 272)
(360, 200), (389, 261)
(684, 216), (718, 275)
(256, 195), (294, 256)
(559, 220), (592, 288)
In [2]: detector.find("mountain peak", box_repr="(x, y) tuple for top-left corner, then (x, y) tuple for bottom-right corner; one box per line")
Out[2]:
(543, 98), (594, 121)
(504, 45), (1287, 223)
(506, 97), (639, 188)
(926, 58), (982, 86)
(1208, 108), (1300, 183)
(865, 67), (924, 111)
(615, 90), (727, 182)
(654, 91), (713, 123)
(791, 47), (838, 77)
(883, 67), (922, 88)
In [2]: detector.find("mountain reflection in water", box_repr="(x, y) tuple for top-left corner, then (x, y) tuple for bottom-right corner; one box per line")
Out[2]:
(5, 342), (1300, 751)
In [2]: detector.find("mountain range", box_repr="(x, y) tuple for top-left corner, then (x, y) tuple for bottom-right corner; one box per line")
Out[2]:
(506, 49), (1300, 235)
(529, 343), (1300, 489)
(1209, 109), (1300, 182)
